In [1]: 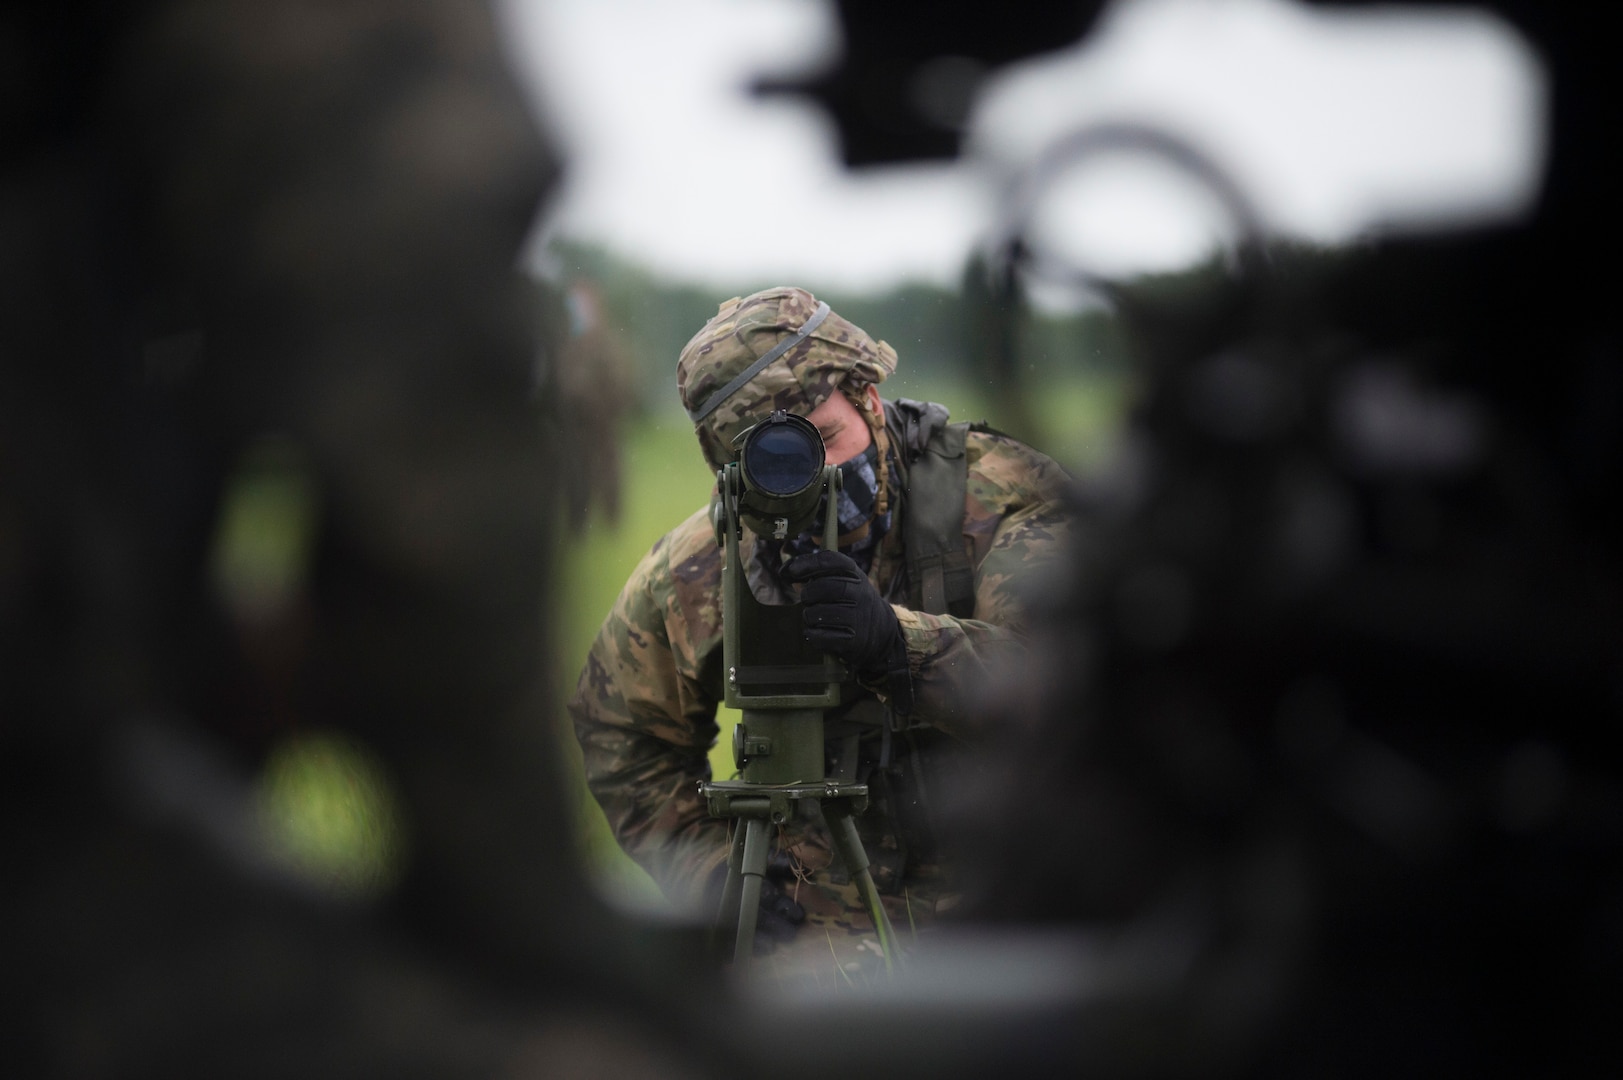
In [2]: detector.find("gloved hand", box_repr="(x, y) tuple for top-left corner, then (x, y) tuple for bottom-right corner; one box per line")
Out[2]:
(754, 850), (808, 951)
(782, 550), (908, 684)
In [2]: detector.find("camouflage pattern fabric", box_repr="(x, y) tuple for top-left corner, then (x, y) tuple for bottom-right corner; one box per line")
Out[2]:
(677, 287), (897, 474)
(569, 412), (1072, 976)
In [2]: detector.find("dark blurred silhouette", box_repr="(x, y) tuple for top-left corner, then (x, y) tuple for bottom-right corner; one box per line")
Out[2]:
(0, 3), (724, 1075)
(754, 0), (1107, 166)
(937, 3), (1623, 1075)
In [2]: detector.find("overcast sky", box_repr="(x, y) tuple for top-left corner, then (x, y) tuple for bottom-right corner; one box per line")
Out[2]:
(497, 0), (1545, 293)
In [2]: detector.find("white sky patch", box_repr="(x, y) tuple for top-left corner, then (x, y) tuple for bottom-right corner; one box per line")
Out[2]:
(499, 0), (988, 291)
(972, 0), (1547, 277)
(498, 0), (1545, 289)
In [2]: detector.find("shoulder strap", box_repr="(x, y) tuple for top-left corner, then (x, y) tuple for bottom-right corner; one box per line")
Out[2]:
(888, 400), (976, 618)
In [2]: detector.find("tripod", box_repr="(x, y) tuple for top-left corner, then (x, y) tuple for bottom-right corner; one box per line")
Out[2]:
(700, 462), (899, 973)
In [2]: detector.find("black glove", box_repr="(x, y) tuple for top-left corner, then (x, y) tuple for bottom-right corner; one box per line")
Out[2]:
(753, 850), (808, 951)
(782, 550), (909, 690)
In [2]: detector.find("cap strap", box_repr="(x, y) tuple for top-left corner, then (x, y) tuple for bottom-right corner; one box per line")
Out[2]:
(688, 302), (830, 423)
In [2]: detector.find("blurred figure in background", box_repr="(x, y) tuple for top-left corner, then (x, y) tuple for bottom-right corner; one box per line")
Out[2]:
(553, 279), (636, 533)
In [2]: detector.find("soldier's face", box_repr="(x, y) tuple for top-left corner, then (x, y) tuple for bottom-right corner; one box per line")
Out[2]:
(806, 384), (877, 465)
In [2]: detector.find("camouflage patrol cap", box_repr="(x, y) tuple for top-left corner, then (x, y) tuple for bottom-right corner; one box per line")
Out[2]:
(676, 287), (897, 472)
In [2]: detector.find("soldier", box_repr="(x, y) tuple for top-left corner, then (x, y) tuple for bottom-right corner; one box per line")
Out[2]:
(553, 279), (636, 532)
(569, 286), (1071, 974)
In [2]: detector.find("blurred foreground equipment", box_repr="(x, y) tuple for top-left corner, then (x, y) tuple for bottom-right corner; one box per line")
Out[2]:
(0, 3), (725, 1075)
(754, 0), (1106, 165)
(939, 4), (1623, 1074)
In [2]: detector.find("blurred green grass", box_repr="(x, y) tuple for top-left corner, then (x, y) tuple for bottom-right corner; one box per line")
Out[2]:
(552, 373), (1127, 909)
(553, 410), (719, 908)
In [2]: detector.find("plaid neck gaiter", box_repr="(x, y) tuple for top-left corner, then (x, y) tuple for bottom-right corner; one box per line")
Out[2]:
(776, 439), (897, 576)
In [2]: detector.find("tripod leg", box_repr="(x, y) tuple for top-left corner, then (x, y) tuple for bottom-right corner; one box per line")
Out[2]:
(824, 800), (899, 972)
(717, 823), (747, 928)
(733, 815), (771, 970)
(711, 822), (748, 959)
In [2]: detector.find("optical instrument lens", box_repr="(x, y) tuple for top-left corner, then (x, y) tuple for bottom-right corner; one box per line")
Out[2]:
(743, 421), (823, 497)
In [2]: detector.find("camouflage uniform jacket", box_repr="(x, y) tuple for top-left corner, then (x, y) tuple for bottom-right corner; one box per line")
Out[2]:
(569, 405), (1071, 924)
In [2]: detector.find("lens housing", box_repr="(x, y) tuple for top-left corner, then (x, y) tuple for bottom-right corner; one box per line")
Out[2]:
(734, 411), (826, 538)
(741, 412), (823, 497)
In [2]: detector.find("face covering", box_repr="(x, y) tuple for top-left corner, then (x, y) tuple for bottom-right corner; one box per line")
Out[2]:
(779, 440), (893, 573)
(834, 442), (881, 539)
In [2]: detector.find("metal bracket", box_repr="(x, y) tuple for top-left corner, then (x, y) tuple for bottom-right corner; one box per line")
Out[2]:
(699, 779), (870, 824)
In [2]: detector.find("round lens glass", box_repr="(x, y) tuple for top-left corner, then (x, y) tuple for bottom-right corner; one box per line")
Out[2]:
(744, 423), (822, 496)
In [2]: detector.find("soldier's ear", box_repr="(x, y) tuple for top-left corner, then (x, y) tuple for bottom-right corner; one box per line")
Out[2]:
(864, 384), (881, 412)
